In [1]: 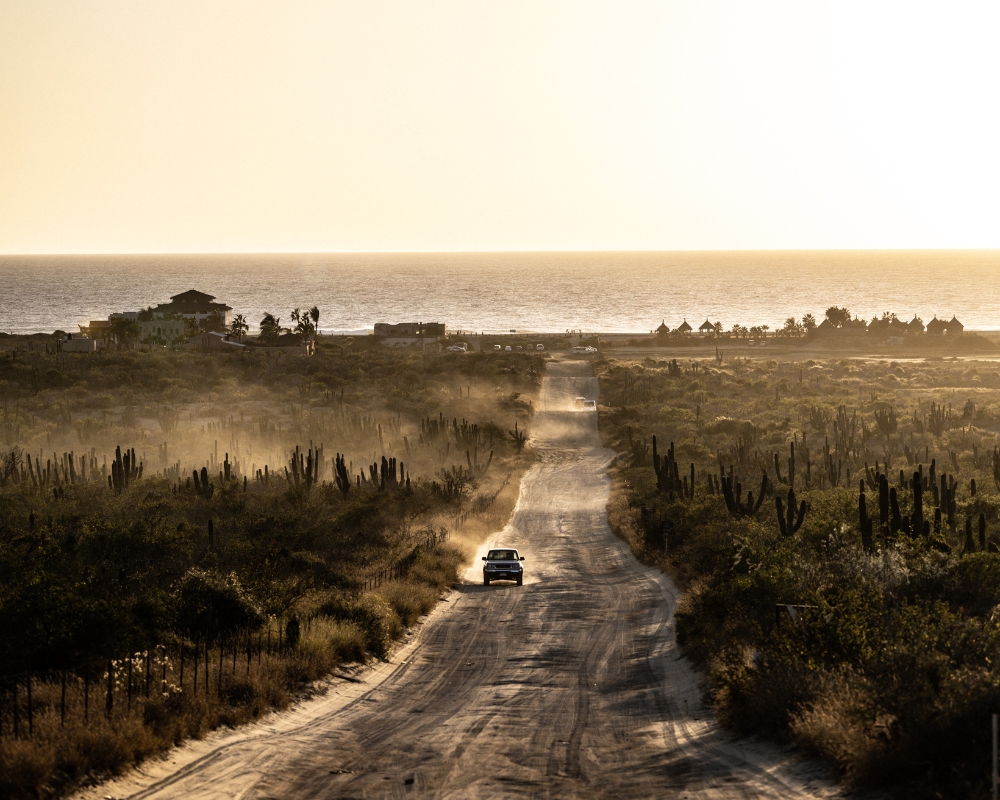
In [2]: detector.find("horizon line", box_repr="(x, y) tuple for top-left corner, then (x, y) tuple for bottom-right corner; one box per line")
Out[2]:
(4, 247), (1000, 258)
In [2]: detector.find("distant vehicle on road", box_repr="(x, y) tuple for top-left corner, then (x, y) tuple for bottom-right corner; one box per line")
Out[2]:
(583, 399), (596, 410)
(574, 396), (586, 409)
(482, 547), (524, 586)
(571, 345), (597, 354)
(536, 343), (544, 350)
(446, 343), (467, 352)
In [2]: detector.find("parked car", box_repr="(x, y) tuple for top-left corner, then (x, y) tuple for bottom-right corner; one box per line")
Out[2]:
(583, 399), (596, 410)
(505, 345), (512, 352)
(536, 343), (544, 350)
(482, 547), (525, 586)
(446, 343), (467, 352)
(494, 344), (502, 350)
(574, 396), (586, 408)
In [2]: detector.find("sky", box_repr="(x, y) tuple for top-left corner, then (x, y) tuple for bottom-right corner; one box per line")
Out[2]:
(1, 1), (999, 254)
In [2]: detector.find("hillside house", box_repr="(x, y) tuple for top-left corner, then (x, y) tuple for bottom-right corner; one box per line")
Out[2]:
(152, 290), (232, 327)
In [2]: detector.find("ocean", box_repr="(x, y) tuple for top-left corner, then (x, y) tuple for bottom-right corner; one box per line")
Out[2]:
(0, 250), (998, 335)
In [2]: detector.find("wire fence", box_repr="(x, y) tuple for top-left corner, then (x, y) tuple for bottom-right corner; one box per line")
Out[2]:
(1, 528), (451, 740)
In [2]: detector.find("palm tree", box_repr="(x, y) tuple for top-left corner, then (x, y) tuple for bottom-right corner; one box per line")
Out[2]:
(230, 314), (248, 342)
(802, 313), (817, 332)
(291, 307), (315, 340)
(309, 306), (320, 339)
(259, 312), (282, 345)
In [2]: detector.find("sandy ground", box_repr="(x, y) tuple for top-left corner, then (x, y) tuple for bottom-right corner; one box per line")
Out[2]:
(77, 360), (843, 800)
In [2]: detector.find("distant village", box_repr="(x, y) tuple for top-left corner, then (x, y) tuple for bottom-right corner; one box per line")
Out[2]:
(653, 307), (966, 343)
(16, 291), (973, 355)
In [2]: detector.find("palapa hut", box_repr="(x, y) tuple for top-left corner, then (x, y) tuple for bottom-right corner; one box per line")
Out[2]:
(947, 316), (964, 335)
(926, 317), (947, 335)
(655, 320), (670, 337)
(698, 319), (715, 335)
(676, 319), (692, 335)
(909, 315), (925, 334)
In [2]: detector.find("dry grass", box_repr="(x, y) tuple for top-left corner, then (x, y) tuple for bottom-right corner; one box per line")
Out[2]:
(0, 552), (478, 800)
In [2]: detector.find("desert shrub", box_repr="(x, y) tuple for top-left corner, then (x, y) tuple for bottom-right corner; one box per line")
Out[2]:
(174, 569), (264, 642)
(599, 353), (1000, 797)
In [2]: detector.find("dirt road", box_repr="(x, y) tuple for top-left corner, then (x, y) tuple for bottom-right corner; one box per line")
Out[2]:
(85, 360), (838, 800)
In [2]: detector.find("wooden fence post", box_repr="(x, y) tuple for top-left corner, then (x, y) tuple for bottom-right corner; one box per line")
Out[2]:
(60, 672), (66, 727)
(13, 681), (19, 739)
(127, 656), (133, 711)
(84, 669), (89, 721)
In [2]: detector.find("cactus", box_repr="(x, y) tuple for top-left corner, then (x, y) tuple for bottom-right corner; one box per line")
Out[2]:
(193, 466), (214, 499)
(334, 453), (352, 498)
(911, 471), (924, 539)
(652, 436), (694, 500)
(964, 517), (976, 554)
(823, 437), (841, 488)
(889, 487), (901, 534)
(509, 422), (527, 452)
(874, 405), (897, 436)
(776, 488), (807, 537)
(467, 448), (493, 479)
(721, 469), (768, 518)
(979, 512), (987, 551)
(928, 401), (949, 437)
(627, 427), (650, 467)
(859, 489), (874, 551)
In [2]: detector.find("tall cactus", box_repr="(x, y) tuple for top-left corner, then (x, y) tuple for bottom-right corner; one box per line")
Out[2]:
(334, 453), (351, 498)
(858, 487), (874, 551)
(776, 488), (806, 537)
(721, 469), (768, 518)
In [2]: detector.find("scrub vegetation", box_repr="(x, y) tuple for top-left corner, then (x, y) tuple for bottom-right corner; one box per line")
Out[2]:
(0, 340), (541, 798)
(599, 353), (1000, 799)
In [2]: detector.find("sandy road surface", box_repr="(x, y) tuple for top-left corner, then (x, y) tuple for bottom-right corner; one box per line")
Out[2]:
(81, 360), (839, 800)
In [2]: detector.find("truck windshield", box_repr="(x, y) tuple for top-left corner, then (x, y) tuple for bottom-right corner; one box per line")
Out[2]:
(487, 550), (517, 560)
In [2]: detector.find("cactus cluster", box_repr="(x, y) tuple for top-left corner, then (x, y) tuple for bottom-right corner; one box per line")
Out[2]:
(193, 466), (214, 499)
(776, 489), (807, 537)
(652, 436), (695, 501)
(286, 444), (323, 489)
(721, 468), (768, 518)
(110, 446), (141, 494)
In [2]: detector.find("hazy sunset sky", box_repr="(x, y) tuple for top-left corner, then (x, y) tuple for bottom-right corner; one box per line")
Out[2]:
(1, 1), (998, 254)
